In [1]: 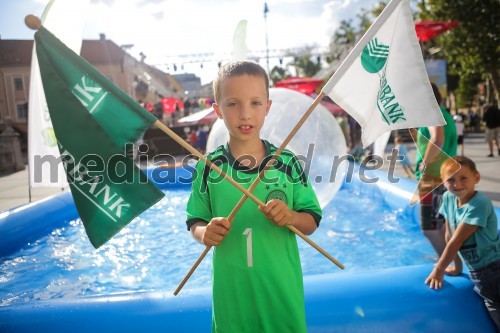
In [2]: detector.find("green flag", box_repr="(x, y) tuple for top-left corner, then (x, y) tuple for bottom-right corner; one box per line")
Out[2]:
(35, 26), (164, 248)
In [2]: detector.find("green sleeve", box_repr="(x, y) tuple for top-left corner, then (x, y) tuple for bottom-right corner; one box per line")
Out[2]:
(290, 155), (322, 225)
(186, 160), (212, 230)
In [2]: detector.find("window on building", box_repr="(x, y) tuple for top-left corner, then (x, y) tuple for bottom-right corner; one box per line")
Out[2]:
(16, 102), (28, 120)
(13, 77), (24, 91)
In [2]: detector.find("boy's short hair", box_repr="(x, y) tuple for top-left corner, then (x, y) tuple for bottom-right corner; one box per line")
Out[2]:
(441, 156), (478, 178)
(213, 61), (269, 103)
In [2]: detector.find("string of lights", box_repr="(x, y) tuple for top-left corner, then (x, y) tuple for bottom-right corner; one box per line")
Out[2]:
(154, 46), (329, 72)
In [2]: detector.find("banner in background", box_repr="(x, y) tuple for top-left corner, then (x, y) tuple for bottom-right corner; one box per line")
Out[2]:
(28, 0), (90, 188)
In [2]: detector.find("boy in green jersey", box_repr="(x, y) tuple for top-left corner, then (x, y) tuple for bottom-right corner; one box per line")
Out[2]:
(186, 61), (322, 332)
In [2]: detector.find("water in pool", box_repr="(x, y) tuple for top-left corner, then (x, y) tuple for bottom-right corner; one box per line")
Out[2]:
(0, 185), (435, 306)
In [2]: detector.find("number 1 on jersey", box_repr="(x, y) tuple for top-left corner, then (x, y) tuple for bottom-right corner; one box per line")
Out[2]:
(243, 228), (253, 267)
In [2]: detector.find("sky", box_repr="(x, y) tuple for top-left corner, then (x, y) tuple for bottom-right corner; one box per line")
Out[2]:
(0, 0), (381, 85)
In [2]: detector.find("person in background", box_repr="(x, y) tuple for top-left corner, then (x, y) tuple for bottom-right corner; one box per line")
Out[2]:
(414, 83), (457, 260)
(454, 114), (465, 156)
(425, 156), (500, 331)
(188, 129), (198, 151)
(337, 113), (351, 148)
(186, 61), (321, 332)
(196, 125), (208, 154)
(184, 98), (192, 117)
(348, 138), (366, 163)
(483, 103), (500, 158)
(192, 99), (200, 113)
(394, 136), (414, 178)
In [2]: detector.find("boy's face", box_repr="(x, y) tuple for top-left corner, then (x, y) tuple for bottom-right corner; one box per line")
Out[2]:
(213, 74), (271, 144)
(442, 166), (480, 201)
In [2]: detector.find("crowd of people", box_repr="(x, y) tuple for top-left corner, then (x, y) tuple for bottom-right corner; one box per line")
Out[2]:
(138, 96), (215, 154)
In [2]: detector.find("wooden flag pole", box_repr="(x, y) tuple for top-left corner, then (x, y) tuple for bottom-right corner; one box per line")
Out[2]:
(173, 92), (344, 295)
(154, 120), (342, 273)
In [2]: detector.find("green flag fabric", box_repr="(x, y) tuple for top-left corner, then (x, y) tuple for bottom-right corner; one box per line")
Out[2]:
(35, 26), (164, 248)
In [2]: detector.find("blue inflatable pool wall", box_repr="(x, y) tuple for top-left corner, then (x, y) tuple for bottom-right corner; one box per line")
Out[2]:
(0, 165), (498, 332)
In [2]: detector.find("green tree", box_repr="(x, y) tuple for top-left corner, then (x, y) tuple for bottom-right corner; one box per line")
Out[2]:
(326, 2), (387, 65)
(332, 19), (356, 45)
(269, 66), (290, 85)
(327, 20), (356, 64)
(287, 47), (322, 77)
(456, 73), (481, 108)
(421, 0), (500, 103)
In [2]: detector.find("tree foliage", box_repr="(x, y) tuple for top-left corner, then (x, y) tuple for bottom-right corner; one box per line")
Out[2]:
(456, 73), (481, 108)
(269, 66), (290, 84)
(287, 47), (322, 78)
(420, 0), (500, 103)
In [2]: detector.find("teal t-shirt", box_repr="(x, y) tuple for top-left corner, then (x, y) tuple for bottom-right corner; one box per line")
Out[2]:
(186, 140), (322, 333)
(439, 191), (500, 270)
(415, 105), (457, 179)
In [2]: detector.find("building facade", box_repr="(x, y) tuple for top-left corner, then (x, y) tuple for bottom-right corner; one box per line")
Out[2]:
(0, 34), (184, 145)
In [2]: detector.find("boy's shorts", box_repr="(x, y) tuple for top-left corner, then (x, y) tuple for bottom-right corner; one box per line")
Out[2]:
(418, 176), (445, 230)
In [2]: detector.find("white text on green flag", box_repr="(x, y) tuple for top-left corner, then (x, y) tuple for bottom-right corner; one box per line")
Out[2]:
(35, 26), (164, 248)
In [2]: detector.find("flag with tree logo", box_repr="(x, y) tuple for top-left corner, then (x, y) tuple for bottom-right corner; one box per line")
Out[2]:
(321, 0), (445, 147)
(35, 26), (164, 248)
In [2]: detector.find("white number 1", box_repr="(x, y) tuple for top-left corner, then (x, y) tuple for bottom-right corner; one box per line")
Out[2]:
(243, 228), (253, 267)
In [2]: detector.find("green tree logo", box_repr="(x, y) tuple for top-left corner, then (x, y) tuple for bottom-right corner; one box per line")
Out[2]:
(361, 38), (389, 74)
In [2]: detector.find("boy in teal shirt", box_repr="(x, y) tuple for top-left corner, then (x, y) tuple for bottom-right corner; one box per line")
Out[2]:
(425, 156), (500, 330)
(186, 61), (322, 332)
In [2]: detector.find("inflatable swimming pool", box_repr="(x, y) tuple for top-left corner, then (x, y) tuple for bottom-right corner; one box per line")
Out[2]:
(1, 164), (498, 332)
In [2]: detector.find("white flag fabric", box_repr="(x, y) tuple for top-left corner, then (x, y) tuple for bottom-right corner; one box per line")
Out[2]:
(373, 130), (392, 158)
(232, 20), (248, 61)
(322, 0), (445, 147)
(28, 0), (90, 187)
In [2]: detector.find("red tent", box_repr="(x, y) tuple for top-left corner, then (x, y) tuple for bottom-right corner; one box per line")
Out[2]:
(161, 97), (184, 115)
(274, 77), (324, 95)
(415, 20), (459, 42)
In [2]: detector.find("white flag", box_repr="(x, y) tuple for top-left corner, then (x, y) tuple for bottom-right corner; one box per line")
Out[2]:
(322, 0), (445, 147)
(28, 0), (90, 187)
(232, 20), (248, 61)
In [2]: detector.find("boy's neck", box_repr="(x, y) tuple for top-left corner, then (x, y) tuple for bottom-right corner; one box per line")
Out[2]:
(228, 138), (266, 169)
(457, 191), (477, 207)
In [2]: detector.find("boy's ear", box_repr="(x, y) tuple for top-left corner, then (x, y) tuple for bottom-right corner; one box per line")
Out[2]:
(474, 171), (480, 184)
(213, 103), (223, 119)
(266, 100), (272, 115)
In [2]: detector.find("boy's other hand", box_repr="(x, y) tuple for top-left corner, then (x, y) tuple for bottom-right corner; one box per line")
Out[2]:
(425, 266), (445, 290)
(259, 199), (294, 227)
(204, 217), (231, 246)
(445, 263), (462, 276)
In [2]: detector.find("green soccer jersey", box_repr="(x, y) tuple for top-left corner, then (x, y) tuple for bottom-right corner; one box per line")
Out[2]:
(415, 105), (457, 179)
(186, 140), (322, 333)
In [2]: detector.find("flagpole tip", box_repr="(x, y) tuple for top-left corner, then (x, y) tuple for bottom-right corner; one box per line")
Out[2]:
(25, 15), (42, 30)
